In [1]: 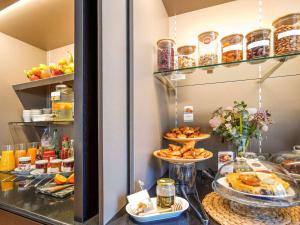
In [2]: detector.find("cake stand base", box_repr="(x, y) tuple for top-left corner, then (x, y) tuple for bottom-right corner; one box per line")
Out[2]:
(229, 201), (280, 219)
(169, 162), (196, 195)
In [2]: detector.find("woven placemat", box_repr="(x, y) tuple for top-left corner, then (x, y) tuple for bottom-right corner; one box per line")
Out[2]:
(202, 192), (300, 225)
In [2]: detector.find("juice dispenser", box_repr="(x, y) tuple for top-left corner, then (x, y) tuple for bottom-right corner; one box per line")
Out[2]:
(51, 84), (74, 121)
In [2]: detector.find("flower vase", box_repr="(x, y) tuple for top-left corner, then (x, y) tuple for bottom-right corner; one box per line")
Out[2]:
(236, 137), (250, 157)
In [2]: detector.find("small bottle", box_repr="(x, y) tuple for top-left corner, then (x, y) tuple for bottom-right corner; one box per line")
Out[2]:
(60, 136), (70, 159)
(51, 129), (60, 159)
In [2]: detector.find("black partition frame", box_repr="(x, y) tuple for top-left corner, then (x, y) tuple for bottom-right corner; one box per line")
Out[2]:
(74, 0), (99, 222)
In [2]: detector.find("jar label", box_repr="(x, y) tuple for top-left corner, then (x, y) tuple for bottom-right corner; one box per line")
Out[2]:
(223, 44), (242, 53)
(49, 167), (59, 173)
(278, 29), (300, 39)
(247, 40), (270, 50)
(51, 91), (61, 101)
(62, 167), (72, 172)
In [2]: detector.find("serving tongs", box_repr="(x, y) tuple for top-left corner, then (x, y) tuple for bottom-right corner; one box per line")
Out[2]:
(180, 186), (209, 225)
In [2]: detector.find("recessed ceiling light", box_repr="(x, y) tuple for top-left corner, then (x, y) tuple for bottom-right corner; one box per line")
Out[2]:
(0, 0), (31, 16)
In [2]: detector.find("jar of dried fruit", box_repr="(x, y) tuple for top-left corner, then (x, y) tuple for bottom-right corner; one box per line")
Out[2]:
(157, 39), (175, 71)
(198, 31), (219, 66)
(177, 45), (196, 69)
(273, 13), (300, 55)
(221, 34), (244, 63)
(246, 29), (271, 61)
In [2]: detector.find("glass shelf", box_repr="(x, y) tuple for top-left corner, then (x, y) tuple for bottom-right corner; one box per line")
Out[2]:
(154, 52), (300, 88)
(8, 120), (74, 126)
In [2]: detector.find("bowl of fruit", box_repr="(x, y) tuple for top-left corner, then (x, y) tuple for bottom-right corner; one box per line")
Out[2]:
(24, 52), (74, 81)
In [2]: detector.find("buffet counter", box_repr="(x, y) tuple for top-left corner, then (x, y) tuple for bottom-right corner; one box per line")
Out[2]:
(108, 173), (219, 225)
(0, 173), (74, 225)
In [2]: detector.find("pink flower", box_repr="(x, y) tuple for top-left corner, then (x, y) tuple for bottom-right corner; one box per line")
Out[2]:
(262, 125), (269, 132)
(209, 116), (222, 129)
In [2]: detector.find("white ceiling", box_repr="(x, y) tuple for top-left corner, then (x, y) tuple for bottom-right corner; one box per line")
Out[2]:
(0, 0), (74, 50)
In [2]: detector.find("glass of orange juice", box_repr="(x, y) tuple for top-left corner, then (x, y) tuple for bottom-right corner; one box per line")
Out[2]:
(15, 143), (27, 167)
(0, 145), (15, 171)
(27, 142), (39, 165)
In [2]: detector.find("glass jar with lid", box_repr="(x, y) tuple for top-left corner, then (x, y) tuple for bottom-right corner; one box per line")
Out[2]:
(273, 13), (300, 55)
(246, 29), (271, 61)
(177, 45), (196, 69)
(198, 31), (219, 66)
(157, 39), (175, 72)
(156, 178), (175, 208)
(221, 34), (244, 63)
(51, 84), (74, 121)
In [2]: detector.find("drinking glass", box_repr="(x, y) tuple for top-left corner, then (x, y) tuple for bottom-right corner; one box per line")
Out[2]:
(15, 143), (27, 166)
(0, 145), (15, 171)
(27, 142), (39, 165)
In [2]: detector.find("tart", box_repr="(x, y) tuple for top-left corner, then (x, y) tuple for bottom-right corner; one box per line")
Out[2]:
(226, 172), (290, 196)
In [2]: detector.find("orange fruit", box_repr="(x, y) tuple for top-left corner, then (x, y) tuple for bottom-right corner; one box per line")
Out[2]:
(67, 174), (74, 184)
(54, 174), (67, 185)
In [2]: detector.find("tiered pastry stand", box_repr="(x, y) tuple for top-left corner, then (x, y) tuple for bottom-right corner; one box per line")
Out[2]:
(153, 134), (212, 195)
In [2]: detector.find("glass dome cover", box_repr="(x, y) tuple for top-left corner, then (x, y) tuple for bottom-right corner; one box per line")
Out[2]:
(212, 158), (300, 208)
(269, 148), (300, 179)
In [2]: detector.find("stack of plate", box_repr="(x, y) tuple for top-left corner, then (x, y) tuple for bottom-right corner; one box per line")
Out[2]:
(30, 109), (42, 122)
(23, 110), (31, 122)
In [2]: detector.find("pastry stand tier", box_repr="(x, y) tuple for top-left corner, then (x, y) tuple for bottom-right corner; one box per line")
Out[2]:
(211, 159), (300, 221)
(153, 150), (213, 194)
(163, 133), (210, 144)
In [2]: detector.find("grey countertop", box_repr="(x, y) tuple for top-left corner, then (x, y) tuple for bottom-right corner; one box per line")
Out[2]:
(108, 172), (219, 225)
(0, 173), (74, 225)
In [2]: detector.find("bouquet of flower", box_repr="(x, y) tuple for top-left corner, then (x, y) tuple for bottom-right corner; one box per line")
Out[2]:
(209, 101), (272, 156)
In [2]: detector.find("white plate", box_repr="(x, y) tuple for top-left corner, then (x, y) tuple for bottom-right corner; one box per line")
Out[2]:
(217, 172), (296, 199)
(126, 197), (189, 223)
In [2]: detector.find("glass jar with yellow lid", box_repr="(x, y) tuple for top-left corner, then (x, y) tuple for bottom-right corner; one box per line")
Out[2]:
(156, 178), (175, 208)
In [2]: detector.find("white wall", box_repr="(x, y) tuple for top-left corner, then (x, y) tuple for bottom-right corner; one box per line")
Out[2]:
(47, 44), (74, 64)
(167, 0), (300, 169)
(133, 0), (170, 191)
(102, 0), (128, 223)
(0, 32), (46, 144)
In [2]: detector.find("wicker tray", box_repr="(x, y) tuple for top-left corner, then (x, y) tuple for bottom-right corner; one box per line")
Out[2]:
(202, 192), (300, 225)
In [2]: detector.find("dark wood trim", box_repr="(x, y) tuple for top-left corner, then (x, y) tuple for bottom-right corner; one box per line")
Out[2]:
(97, 0), (104, 224)
(74, 0), (99, 222)
(127, 0), (134, 195)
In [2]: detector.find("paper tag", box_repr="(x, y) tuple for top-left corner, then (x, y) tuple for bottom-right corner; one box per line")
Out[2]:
(247, 40), (270, 49)
(223, 44), (242, 53)
(127, 190), (150, 204)
(218, 151), (234, 170)
(278, 29), (300, 39)
(51, 91), (61, 101)
(183, 106), (193, 122)
(246, 159), (270, 172)
(170, 74), (186, 81)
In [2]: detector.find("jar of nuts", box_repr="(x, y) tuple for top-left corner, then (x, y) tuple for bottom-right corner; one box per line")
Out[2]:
(246, 29), (271, 61)
(273, 13), (300, 55)
(221, 34), (244, 63)
(157, 39), (175, 71)
(198, 31), (219, 66)
(177, 45), (196, 69)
